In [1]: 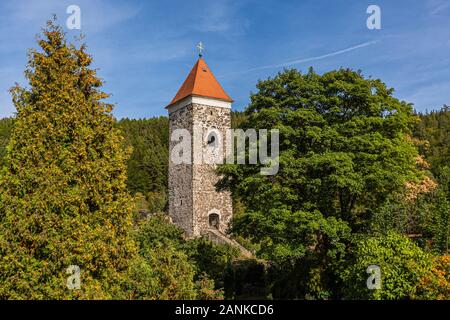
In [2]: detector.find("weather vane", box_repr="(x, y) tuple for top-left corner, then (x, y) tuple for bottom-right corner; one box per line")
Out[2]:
(196, 42), (205, 57)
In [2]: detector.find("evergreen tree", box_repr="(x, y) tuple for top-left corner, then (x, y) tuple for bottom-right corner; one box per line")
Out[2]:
(0, 19), (136, 299)
(117, 117), (169, 196)
(0, 118), (13, 168)
(414, 105), (450, 173)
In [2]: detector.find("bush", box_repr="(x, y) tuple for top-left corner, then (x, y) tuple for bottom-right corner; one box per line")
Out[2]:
(340, 232), (432, 299)
(131, 214), (225, 299)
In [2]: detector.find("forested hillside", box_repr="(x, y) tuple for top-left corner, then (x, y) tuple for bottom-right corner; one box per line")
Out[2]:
(414, 106), (450, 192)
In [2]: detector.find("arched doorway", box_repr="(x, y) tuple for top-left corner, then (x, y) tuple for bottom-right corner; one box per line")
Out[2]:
(208, 212), (220, 229)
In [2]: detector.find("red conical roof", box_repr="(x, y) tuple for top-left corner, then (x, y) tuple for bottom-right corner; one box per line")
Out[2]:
(167, 58), (233, 107)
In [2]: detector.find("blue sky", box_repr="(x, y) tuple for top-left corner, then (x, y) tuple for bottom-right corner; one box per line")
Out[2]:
(0, 0), (449, 119)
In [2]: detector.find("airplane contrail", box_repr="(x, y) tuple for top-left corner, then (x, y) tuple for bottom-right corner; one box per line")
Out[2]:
(220, 40), (380, 77)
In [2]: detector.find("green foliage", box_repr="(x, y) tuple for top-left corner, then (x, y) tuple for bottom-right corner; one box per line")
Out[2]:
(147, 190), (167, 213)
(117, 117), (168, 196)
(132, 214), (226, 299)
(130, 217), (197, 299)
(0, 118), (13, 168)
(231, 111), (247, 129)
(219, 68), (424, 299)
(370, 192), (410, 234)
(224, 259), (269, 299)
(1, 117), (170, 200)
(221, 68), (420, 227)
(194, 274), (224, 300)
(371, 188), (449, 254)
(234, 209), (351, 272)
(339, 232), (432, 300)
(116, 118), (169, 214)
(411, 106), (450, 254)
(414, 105), (450, 181)
(134, 214), (185, 248)
(132, 192), (150, 222)
(267, 260), (332, 299)
(184, 237), (240, 287)
(0, 19), (136, 299)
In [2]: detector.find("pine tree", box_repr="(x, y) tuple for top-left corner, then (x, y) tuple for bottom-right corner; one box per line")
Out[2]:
(0, 19), (137, 299)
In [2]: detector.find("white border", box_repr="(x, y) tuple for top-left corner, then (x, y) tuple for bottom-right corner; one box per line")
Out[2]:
(167, 96), (232, 113)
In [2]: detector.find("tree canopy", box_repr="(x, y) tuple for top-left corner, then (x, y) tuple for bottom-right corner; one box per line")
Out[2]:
(218, 68), (435, 299)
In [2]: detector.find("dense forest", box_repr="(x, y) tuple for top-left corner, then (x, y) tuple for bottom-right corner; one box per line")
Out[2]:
(0, 20), (448, 299)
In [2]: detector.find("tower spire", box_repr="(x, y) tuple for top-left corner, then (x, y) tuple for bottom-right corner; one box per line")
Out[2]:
(166, 56), (233, 108)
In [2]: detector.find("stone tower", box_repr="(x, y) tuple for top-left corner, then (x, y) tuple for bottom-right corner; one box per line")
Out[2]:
(166, 57), (233, 238)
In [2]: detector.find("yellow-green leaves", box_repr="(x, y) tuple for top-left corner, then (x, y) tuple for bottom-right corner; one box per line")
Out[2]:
(0, 18), (136, 299)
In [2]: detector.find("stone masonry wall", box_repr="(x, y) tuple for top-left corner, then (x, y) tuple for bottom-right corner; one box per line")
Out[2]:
(168, 102), (233, 238)
(191, 104), (232, 236)
(168, 105), (194, 237)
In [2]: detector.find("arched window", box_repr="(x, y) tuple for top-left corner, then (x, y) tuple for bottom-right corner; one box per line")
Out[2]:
(207, 132), (217, 148)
